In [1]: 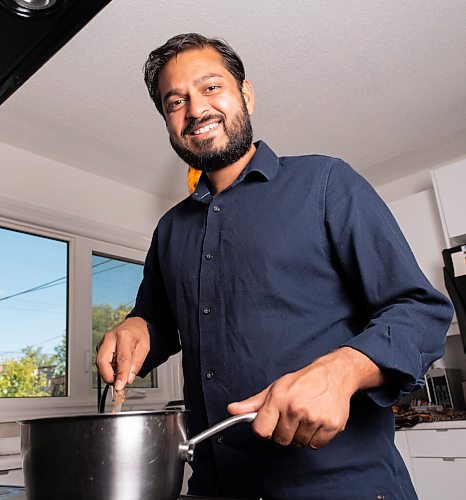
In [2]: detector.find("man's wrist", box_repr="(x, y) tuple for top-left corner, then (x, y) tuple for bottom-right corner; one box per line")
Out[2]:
(335, 346), (386, 392)
(314, 347), (385, 396)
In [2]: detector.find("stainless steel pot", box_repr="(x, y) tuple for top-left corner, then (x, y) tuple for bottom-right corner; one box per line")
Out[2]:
(20, 410), (256, 500)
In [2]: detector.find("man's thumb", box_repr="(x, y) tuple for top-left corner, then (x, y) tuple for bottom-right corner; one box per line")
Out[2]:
(227, 386), (270, 415)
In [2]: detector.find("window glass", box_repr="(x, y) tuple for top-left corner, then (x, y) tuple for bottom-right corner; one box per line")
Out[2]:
(91, 254), (156, 388)
(0, 227), (68, 398)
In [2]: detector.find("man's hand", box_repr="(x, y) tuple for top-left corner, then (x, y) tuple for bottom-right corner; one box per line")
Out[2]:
(227, 347), (385, 449)
(96, 317), (150, 390)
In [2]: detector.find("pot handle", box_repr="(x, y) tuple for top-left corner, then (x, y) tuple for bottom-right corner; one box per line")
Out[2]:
(179, 412), (257, 462)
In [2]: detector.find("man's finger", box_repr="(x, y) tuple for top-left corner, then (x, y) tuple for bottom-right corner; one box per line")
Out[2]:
(114, 352), (132, 390)
(272, 414), (301, 446)
(252, 401), (280, 440)
(128, 339), (150, 384)
(227, 385), (270, 414)
(95, 334), (117, 384)
(114, 337), (135, 390)
(308, 416), (346, 449)
(292, 420), (321, 447)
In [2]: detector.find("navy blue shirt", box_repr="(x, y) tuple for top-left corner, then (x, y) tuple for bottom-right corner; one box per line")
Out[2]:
(130, 141), (453, 499)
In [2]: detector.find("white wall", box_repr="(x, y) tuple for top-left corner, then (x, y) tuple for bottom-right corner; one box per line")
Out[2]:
(375, 154), (466, 203)
(2, 139), (463, 228)
(0, 141), (175, 246)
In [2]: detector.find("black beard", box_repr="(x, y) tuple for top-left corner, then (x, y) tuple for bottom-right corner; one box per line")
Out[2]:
(169, 104), (253, 173)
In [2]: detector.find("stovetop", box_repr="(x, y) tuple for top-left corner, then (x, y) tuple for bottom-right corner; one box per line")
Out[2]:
(0, 486), (245, 500)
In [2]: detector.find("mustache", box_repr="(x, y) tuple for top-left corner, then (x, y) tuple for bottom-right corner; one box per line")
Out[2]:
(182, 114), (224, 137)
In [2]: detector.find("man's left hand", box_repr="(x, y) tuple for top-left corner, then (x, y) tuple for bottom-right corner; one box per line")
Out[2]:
(227, 347), (385, 449)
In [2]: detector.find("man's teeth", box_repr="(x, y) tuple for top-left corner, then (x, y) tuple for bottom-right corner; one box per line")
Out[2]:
(193, 122), (219, 135)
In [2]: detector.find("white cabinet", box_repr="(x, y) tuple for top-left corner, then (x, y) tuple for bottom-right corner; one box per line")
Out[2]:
(411, 457), (466, 500)
(402, 425), (466, 500)
(432, 158), (466, 246)
(389, 189), (447, 296)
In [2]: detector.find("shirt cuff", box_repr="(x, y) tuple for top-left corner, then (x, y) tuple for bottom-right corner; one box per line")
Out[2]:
(341, 326), (424, 407)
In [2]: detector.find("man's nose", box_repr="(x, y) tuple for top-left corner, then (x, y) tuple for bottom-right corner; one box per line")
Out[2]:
(186, 94), (209, 119)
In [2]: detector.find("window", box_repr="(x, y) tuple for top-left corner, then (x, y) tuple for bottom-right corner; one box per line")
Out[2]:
(0, 219), (182, 421)
(0, 227), (68, 398)
(91, 253), (156, 388)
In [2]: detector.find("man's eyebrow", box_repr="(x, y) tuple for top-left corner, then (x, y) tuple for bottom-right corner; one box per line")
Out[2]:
(162, 73), (225, 104)
(193, 72), (224, 85)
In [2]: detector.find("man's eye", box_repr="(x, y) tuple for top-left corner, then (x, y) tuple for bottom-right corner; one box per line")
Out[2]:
(168, 99), (184, 111)
(206, 85), (220, 92)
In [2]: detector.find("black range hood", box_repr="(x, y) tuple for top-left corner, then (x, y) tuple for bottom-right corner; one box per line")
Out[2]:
(0, 0), (113, 106)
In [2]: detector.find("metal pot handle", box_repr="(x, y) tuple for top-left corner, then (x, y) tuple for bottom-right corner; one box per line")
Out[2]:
(179, 412), (257, 462)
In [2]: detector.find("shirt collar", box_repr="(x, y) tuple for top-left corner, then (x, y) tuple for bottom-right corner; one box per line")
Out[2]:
(191, 141), (279, 204)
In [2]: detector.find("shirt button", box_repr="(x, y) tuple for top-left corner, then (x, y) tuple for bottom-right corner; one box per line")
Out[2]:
(202, 307), (211, 315)
(216, 435), (224, 444)
(213, 205), (221, 212)
(205, 253), (213, 260)
(205, 370), (215, 380)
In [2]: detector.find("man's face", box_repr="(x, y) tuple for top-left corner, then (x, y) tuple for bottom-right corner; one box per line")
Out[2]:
(158, 47), (255, 172)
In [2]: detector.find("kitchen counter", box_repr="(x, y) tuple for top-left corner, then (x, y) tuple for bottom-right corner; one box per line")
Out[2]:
(406, 418), (466, 430)
(394, 404), (466, 430)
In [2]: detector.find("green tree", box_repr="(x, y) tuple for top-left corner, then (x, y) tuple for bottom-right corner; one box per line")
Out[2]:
(21, 345), (58, 369)
(0, 355), (48, 397)
(52, 335), (67, 378)
(0, 343), (67, 398)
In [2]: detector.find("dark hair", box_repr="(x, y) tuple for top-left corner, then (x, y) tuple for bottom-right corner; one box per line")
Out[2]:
(143, 33), (246, 117)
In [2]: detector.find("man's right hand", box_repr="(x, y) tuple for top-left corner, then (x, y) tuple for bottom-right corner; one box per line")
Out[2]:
(96, 317), (150, 391)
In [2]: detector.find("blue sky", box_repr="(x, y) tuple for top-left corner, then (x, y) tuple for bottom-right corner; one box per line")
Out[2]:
(0, 227), (142, 361)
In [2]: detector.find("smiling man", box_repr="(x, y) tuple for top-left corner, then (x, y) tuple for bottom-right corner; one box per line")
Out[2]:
(97, 34), (453, 499)
(155, 44), (256, 194)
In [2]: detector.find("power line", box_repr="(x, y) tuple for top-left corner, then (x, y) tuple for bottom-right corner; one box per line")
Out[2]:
(0, 334), (65, 358)
(0, 259), (131, 304)
(0, 276), (66, 302)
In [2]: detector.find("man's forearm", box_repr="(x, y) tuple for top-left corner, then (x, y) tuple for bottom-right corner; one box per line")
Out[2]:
(316, 346), (387, 395)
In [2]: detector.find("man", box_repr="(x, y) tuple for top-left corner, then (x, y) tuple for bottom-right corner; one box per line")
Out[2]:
(97, 33), (453, 499)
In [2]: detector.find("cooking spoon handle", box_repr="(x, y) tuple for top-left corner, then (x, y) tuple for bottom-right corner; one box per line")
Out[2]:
(179, 412), (257, 462)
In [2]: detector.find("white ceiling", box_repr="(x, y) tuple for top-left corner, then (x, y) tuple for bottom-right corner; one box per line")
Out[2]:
(1, 0), (465, 203)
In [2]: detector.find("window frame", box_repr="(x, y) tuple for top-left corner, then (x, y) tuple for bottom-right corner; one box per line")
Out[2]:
(0, 216), (182, 423)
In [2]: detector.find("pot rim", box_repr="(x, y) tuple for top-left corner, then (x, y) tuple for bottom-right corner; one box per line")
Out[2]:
(19, 408), (189, 424)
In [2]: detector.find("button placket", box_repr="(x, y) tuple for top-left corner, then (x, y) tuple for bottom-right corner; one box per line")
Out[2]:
(199, 200), (224, 403)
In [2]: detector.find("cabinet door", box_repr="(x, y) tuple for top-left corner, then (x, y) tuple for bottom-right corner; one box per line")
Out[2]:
(389, 189), (447, 296)
(432, 158), (466, 244)
(407, 428), (466, 458)
(411, 457), (466, 500)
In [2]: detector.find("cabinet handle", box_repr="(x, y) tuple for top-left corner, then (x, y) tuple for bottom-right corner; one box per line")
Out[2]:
(442, 457), (455, 461)
(435, 429), (448, 432)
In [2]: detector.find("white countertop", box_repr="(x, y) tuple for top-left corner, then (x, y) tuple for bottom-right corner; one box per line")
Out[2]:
(0, 455), (21, 471)
(397, 419), (466, 431)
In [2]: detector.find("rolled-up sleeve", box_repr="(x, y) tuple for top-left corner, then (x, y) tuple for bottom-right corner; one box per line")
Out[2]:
(127, 227), (181, 377)
(324, 159), (454, 406)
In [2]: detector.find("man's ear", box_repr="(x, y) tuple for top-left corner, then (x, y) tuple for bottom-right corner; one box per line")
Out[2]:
(242, 80), (255, 115)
